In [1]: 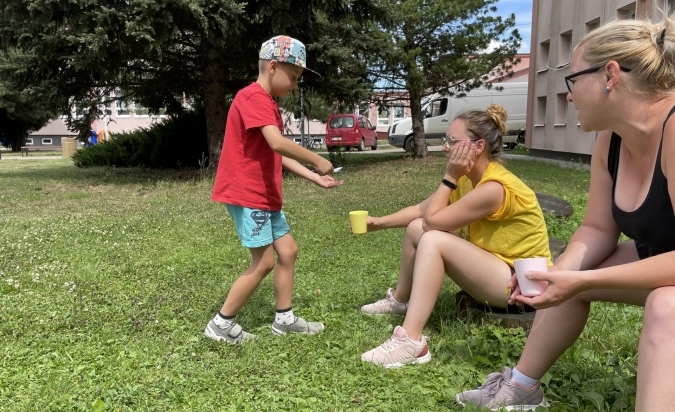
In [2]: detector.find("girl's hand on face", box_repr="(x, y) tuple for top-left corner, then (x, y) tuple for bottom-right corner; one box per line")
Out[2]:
(445, 141), (477, 180)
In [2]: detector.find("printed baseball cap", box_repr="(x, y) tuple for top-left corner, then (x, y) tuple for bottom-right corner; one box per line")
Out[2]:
(259, 35), (320, 76)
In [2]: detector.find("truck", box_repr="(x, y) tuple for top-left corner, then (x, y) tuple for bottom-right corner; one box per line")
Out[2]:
(387, 82), (528, 152)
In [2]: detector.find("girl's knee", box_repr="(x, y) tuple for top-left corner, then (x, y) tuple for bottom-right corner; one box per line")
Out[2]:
(418, 230), (454, 251)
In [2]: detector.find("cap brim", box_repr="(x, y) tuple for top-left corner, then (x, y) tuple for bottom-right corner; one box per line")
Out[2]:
(303, 67), (321, 77)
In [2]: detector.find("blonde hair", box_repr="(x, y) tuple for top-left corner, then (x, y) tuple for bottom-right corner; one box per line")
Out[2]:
(455, 104), (508, 160)
(576, 14), (675, 96)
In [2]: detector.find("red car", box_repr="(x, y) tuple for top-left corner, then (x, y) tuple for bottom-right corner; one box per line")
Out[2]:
(325, 114), (378, 151)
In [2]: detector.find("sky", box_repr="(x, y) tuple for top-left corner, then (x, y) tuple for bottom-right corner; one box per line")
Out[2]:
(495, 0), (534, 53)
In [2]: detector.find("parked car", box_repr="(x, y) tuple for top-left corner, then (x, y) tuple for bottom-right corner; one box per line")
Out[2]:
(388, 82), (528, 152)
(325, 114), (378, 151)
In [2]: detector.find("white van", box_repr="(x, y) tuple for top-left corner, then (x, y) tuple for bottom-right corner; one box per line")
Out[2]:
(388, 82), (528, 152)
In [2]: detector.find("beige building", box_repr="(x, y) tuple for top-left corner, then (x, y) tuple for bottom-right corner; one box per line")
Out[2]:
(528, 0), (675, 160)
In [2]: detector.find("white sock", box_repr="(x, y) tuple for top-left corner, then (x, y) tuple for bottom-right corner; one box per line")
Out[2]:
(275, 309), (295, 325)
(511, 367), (539, 388)
(213, 314), (235, 329)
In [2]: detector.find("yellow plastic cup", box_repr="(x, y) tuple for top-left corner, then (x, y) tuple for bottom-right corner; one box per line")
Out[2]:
(349, 210), (368, 234)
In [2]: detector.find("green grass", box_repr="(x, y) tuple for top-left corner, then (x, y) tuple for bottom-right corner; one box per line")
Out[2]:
(0, 155), (640, 411)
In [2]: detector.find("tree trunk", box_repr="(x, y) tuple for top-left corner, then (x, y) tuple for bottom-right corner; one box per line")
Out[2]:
(409, 86), (428, 158)
(10, 132), (27, 152)
(201, 40), (228, 170)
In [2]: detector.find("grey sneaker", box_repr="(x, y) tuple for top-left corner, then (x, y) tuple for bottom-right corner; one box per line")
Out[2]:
(455, 367), (549, 411)
(361, 326), (431, 368)
(204, 319), (257, 344)
(271, 316), (325, 336)
(361, 288), (408, 315)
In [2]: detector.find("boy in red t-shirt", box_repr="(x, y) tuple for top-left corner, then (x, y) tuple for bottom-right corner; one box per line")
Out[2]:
(206, 35), (342, 343)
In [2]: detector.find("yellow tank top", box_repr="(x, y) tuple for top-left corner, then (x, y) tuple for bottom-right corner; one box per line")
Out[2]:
(450, 162), (552, 267)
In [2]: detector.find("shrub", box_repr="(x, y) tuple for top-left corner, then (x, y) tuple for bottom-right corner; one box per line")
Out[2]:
(72, 108), (208, 168)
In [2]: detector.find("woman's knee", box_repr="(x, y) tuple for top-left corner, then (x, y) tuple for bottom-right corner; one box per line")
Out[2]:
(642, 287), (675, 343)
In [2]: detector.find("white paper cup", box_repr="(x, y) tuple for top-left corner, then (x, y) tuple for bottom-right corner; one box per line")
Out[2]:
(513, 257), (549, 297)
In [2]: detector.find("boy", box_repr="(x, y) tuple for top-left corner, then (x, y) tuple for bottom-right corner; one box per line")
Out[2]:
(205, 35), (342, 343)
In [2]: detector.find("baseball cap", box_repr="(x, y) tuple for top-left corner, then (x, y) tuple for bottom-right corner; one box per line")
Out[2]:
(259, 35), (320, 76)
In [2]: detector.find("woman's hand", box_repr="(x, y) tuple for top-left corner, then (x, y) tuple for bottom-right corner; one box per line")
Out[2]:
(445, 141), (477, 181)
(510, 268), (585, 309)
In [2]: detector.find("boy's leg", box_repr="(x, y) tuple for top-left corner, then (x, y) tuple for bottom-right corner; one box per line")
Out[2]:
(205, 206), (277, 343)
(219, 244), (276, 316)
(268, 212), (324, 335)
(270, 233), (298, 310)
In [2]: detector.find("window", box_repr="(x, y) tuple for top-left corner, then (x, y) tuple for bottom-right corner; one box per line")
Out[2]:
(617, 3), (636, 20)
(133, 103), (150, 117)
(377, 106), (389, 126)
(668, 0), (675, 15)
(41, 138), (53, 145)
(98, 102), (112, 117)
(558, 30), (572, 67)
(428, 98), (448, 118)
(534, 96), (546, 126)
(357, 103), (369, 118)
(585, 18), (600, 34)
(392, 106), (405, 123)
(25, 138), (34, 145)
(538, 40), (550, 71)
(554, 93), (567, 125)
(115, 100), (130, 117)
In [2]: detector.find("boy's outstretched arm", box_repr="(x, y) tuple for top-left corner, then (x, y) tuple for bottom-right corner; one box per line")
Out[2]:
(261, 125), (333, 175)
(282, 157), (343, 188)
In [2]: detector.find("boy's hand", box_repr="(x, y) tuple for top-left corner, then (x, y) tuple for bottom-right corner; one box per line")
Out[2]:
(315, 158), (334, 175)
(315, 175), (343, 188)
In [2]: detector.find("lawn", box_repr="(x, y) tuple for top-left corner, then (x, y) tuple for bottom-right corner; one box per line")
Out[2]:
(0, 154), (641, 411)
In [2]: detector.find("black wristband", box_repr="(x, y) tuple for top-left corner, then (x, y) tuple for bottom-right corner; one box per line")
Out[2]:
(441, 178), (457, 190)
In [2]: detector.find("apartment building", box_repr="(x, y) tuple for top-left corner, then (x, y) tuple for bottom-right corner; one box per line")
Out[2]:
(528, 0), (675, 160)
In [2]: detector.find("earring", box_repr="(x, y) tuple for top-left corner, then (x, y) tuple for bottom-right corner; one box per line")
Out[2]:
(603, 87), (610, 94)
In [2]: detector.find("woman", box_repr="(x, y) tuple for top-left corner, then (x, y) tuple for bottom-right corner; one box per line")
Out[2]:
(456, 16), (675, 412)
(360, 104), (551, 368)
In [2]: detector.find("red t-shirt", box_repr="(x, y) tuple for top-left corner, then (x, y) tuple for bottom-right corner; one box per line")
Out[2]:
(211, 83), (284, 211)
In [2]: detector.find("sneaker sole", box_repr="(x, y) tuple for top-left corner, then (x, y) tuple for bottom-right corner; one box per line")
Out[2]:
(362, 351), (431, 368)
(455, 395), (550, 411)
(270, 324), (325, 336)
(360, 310), (407, 316)
(204, 325), (240, 344)
(383, 351), (431, 368)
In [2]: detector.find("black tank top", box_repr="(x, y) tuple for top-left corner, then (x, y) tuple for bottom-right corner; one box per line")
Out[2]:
(609, 106), (675, 258)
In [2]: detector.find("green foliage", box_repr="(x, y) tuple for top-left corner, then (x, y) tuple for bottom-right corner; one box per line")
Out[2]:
(0, 0), (381, 160)
(0, 50), (57, 150)
(367, 0), (521, 157)
(0, 155), (641, 411)
(72, 108), (208, 168)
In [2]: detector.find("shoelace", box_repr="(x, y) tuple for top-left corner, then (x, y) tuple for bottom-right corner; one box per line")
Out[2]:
(478, 372), (506, 396)
(380, 335), (406, 351)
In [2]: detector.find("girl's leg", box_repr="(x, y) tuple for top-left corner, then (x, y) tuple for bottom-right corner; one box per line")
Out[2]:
(636, 286), (675, 411)
(220, 244), (276, 316)
(391, 218), (425, 303)
(401, 230), (512, 340)
(515, 242), (649, 379)
(271, 233), (299, 310)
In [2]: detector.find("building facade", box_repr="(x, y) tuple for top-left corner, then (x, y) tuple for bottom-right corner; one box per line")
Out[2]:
(527, 0), (675, 160)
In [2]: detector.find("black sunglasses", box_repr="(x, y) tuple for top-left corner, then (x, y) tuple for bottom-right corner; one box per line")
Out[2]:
(564, 66), (632, 93)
